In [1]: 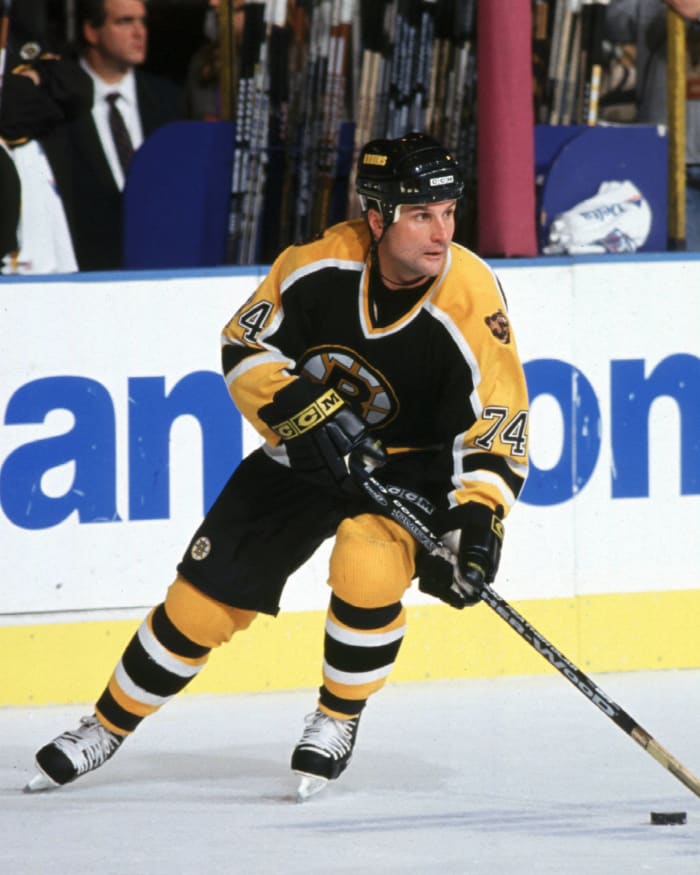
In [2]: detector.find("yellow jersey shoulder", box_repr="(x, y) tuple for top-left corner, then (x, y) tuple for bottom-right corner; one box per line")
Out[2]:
(274, 219), (370, 278)
(434, 242), (505, 314)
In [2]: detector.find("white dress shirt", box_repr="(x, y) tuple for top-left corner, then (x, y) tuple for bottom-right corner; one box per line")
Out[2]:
(1, 140), (78, 274)
(80, 60), (145, 191)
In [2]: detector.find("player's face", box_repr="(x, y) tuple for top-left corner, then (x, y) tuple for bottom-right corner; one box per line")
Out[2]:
(377, 201), (456, 287)
(87, 0), (148, 69)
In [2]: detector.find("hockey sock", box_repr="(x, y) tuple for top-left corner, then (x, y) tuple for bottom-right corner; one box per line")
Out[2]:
(95, 602), (211, 735)
(319, 593), (406, 718)
(95, 576), (257, 735)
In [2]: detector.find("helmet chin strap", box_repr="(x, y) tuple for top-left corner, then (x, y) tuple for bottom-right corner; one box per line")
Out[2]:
(380, 272), (428, 288)
(366, 202), (427, 287)
(369, 236), (427, 288)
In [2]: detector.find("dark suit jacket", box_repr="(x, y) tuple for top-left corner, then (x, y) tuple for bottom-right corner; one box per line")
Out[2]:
(65, 70), (182, 271)
(0, 148), (21, 260)
(0, 52), (93, 267)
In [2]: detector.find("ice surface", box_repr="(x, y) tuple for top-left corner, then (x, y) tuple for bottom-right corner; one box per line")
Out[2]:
(2, 671), (699, 874)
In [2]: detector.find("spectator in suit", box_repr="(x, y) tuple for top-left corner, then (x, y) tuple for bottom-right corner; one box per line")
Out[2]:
(0, 3), (93, 274)
(68, 0), (182, 270)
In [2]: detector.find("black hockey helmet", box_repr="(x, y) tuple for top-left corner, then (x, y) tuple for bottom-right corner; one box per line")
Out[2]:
(356, 132), (464, 228)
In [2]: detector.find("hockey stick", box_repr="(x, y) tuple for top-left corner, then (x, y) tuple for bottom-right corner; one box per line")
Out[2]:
(585, 0), (607, 126)
(0, 0), (12, 116)
(227, 2), (262, 263)
(314, 0), (351, 231)
(240, 2), (270, 264)
(350, 459), (700, 800)
(294, 0), (330, 242)
(667, 1), (687, 249)
(560, 7), (581, 126)
(261, 0), (290, 261)
(346, 0), (384, 216)
(278, 2), (307, 248)
(549, 0), (573, 124)
(410, 0), (435, 134)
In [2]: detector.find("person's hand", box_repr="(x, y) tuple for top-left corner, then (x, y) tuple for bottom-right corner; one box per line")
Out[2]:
(259, 380), (386, 489)
(417, 503), (504, 608)
(14, 66), (41, 86)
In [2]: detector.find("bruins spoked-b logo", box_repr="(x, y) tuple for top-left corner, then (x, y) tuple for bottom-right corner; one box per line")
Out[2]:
(484, 309), (511, 344)
(190, 536), (211, 561)
(298, 346), (398, 427)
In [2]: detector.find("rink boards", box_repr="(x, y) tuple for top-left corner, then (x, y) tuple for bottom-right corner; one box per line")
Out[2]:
(1, 254), (699, 705)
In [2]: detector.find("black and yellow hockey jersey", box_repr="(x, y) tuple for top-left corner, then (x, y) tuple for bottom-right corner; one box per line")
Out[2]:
(221, 219), (529, 518)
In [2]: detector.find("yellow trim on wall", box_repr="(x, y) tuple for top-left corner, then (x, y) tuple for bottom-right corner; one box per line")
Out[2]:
(4, 589), (699, 707)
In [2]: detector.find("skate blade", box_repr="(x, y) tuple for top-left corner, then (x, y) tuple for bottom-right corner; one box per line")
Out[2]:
(295, 773), (328, 802)
(23, 771), (59, 793)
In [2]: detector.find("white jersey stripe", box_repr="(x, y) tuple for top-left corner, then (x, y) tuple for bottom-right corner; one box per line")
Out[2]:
(224, 349), (294, 387)
(281, 257), (365, 294)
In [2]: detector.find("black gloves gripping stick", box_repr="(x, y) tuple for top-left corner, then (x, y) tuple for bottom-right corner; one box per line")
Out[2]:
(261, 380), (502, 608)
(416, 502), (504, 609)
(259, 380), (387, 490)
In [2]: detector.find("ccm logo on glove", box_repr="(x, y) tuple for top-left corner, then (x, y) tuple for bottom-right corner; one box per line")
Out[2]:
(260, 380), (386, 490)
(269, 388), (344, 439)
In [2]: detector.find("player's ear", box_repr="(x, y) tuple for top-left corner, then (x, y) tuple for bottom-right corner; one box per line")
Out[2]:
(367, 208), (384, 243)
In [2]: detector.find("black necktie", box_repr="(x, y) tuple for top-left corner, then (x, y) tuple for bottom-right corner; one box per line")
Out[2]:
(105, 92), (134, 174)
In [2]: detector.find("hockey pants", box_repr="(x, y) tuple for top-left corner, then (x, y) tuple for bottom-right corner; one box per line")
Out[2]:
(95, 513), (414, 736)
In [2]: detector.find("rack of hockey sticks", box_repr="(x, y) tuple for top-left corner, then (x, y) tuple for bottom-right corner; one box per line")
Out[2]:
(534, 0), (609, 126)
(222, 0), (481, 262)
(350, 458), (700, 801)
(263, 0), (355, 249)
(227, 0), (271, 264)
(290, 0), (352, 243)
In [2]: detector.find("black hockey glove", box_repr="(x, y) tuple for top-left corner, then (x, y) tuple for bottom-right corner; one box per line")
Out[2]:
(259, 379), (387, 490)
(417, 502), (504, 609)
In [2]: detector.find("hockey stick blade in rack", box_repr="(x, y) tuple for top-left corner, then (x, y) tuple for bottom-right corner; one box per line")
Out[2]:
(349, 459), (700, 801)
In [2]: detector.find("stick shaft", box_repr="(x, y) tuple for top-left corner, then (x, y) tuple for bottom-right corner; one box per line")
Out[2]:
(355, 468), (700, 800)
(0, 0), (12, 114)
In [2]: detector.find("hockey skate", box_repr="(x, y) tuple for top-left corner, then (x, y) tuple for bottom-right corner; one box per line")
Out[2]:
(291, 709), (360, 802)
(24, 715), (125, 792)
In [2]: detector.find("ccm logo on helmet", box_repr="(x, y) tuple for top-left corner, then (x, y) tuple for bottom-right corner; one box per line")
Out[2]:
(430, 174), (454, 187)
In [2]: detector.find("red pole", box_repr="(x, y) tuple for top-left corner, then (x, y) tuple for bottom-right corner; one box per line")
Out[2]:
(477, 0), (537, 257)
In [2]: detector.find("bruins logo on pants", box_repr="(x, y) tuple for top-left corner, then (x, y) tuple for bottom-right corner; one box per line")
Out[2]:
(298, 345), (398, 427)
(190, 536), (212, 560)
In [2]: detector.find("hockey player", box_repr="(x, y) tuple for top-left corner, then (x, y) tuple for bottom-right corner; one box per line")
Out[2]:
(25, 133), (529, 800)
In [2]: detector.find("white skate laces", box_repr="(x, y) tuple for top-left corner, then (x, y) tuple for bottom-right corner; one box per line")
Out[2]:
(291, 709), (360, 801)
(25, 709), (361, 799)
(24, 715), (125, 792)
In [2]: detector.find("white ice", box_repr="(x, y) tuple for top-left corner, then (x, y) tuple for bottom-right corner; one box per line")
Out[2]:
(2, 670), (699, 874)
